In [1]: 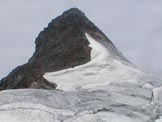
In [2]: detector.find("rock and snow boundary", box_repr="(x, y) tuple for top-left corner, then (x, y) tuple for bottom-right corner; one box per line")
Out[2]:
(1, 8), (162, 122)
(44, 33), (158, 92)
(44, 33), (110, 91)
(44, 33), (162, 103)
(0, 33), (162, 122)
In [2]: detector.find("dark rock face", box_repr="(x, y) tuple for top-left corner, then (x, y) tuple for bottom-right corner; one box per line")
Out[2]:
(0, 8), (115, 90)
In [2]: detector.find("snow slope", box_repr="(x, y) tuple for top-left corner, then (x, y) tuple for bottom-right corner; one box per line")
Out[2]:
(156, 116), (162, 122)
(42, 33), (162, 121)
(0, 34), (162, 121)
(0, 85), (161, 122)
(44, 33), (157, 92)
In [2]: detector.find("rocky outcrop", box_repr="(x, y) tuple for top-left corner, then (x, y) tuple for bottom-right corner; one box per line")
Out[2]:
(0, 8), (118, 90)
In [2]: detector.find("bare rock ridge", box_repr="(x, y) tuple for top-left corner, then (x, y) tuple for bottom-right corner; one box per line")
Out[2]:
(0, 8), (123, 90)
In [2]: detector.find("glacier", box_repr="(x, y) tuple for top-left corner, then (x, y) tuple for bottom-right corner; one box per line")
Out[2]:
(0, 32), (162, 122)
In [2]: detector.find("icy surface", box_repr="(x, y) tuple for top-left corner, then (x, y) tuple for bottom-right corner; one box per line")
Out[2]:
(44, 33), (157, 92)
(156, 116), (162, 122)
(0, 86), (161, 122)
(0, 33), (162, 122)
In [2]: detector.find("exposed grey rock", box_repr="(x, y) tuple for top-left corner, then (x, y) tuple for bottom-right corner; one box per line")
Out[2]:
(0, 8), (119, 90)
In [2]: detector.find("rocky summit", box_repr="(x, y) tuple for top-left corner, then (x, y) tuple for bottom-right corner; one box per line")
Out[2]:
(0, 8), (162, 122)
(0, 8), (117, 90)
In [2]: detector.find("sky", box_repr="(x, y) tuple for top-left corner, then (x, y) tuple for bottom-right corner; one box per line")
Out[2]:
(0, 0), (162, 79)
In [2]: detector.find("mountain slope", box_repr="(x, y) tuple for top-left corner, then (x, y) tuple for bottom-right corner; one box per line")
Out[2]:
(0, 8), (124, 90)
(0, 8), (162, 122)
(43, 33), (149, 91)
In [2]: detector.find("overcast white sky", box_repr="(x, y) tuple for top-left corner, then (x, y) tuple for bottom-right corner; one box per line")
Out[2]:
(0, 0), (162, 79)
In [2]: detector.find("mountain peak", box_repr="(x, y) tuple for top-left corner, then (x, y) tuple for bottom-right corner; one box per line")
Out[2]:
(0, 7), (162, 122)
(0, 8), (124, 90)
(46, 7), (92, 32)
(60, 8), (88, 24)
(63, 8), (84, 16)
